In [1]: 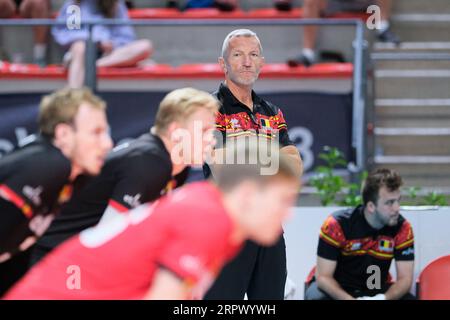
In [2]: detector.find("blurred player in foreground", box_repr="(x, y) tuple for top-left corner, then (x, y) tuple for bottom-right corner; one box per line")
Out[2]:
(5, 138), (300, 299)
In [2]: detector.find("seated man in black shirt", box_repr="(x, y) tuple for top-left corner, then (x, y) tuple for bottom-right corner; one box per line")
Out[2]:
(31, 87), (219, 265)
(306, 168), (415, 300)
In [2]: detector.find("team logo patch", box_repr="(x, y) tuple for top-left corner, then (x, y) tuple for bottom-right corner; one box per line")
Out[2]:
(123, 193), (141, 208)
(230, 118), (241, 130)
(344, 240), (362, 252)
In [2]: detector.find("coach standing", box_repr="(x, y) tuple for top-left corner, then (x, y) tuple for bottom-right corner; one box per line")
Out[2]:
(204, 29), (303, 299)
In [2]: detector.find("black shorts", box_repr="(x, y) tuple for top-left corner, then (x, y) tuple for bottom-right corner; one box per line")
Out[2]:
(204, 235), (287, 300)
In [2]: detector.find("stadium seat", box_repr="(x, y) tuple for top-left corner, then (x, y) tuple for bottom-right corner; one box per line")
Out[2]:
(180, 8), (246, 19)
(418, 255), (450, 300)
(127, 8), (181, 19)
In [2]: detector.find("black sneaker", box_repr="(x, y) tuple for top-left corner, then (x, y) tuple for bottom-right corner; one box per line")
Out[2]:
(377, 28), (401, 45)
(274, 0), (292, 11)
(287, 53), (314, 67)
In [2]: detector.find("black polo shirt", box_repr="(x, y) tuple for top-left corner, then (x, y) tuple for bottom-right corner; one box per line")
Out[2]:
(34, 132), (189, 256)
(0, 135), (72, 258)
(318, 205), (415, 293)
(213, 83), (294, 148)
(204, 83), (295, 178)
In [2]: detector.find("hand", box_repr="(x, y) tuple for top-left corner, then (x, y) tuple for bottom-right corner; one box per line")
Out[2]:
(357, 294), (386, 300)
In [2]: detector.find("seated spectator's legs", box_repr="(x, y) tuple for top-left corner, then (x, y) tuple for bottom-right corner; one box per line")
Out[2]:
(303, 0), (325, 61)
(0, 0), (16, 18)
(287, 0), (326, 67)
(379, 0), (392, 23)
(96, 39), (152, 68)
(66, 39), (152, 88)
(19, 0), (51, 65)
(67, 40), (86, 88)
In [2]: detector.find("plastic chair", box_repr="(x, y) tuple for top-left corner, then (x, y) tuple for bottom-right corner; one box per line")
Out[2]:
(418, 255), (450, 300)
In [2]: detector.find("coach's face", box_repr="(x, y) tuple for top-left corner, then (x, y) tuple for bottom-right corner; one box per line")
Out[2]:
(220, 36), (264, 88)
(68, 103), (112, 177)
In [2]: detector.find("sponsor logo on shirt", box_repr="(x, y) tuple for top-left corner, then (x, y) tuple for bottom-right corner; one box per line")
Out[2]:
(123, 193), (141, 208)
(401, 247), (414, 256)
(22, 185), (43, 207)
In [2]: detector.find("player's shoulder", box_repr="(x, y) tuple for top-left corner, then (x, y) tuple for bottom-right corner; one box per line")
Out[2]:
(394, 214), (413, 234)
(330, 206), (356, 225)
(108, 134), (171, 169)
(260, 97), (282, 114)
(1, 135), (70, 176)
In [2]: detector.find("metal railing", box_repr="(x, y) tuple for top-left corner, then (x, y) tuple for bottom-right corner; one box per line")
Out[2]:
(0, 17), (368, 173)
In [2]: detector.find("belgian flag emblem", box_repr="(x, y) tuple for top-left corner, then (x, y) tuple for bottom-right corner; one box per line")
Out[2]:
(260, 118), (271, 129)
(379, 239), (394, 253)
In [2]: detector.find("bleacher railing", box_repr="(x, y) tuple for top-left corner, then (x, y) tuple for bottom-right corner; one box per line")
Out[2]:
(0, 18), (368, 174)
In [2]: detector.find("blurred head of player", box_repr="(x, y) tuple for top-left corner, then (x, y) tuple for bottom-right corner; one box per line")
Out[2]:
(152, 87), (219, 173)
(213, 138), (300, 246)
(363, 168), (403, 229)
(219, 29), (264, 89)
(39, 87), (113, 179)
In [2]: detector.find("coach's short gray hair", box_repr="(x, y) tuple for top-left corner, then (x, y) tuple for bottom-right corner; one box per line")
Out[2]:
(221, 29), (263, 59)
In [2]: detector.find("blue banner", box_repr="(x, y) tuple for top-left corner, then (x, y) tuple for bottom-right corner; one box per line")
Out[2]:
(0, 91), (353, 173)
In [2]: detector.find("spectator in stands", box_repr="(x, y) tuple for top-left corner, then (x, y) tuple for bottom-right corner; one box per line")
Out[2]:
(287, 0), (400, 67)
(306, 168), (416, 300)
(0, 0), (51, 66)
(52, 0), (152, 88)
